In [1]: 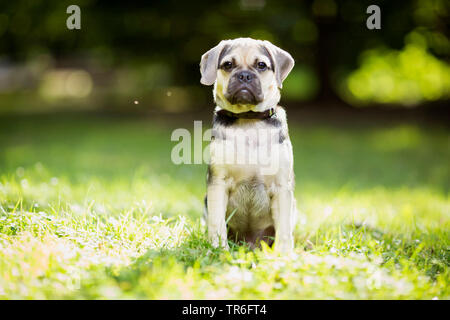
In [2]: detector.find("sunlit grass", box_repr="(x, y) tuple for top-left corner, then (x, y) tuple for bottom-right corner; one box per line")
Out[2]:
(0, 114), (448, 299)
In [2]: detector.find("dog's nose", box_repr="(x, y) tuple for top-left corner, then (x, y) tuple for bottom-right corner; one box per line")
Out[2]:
(236, 71), (254, 83)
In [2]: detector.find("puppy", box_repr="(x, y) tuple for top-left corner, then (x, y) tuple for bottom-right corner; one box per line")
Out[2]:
(200, 38), (297, 253)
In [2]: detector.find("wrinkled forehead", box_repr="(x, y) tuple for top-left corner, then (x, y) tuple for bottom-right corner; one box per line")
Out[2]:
(219, 42), (273, 67)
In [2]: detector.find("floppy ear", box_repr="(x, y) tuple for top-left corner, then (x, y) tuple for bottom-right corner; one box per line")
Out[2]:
(200, 40), (230, 86)
(262, 40), (295, 88)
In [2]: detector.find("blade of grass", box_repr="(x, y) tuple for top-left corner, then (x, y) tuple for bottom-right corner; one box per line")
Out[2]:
(225, 208), (238, 225)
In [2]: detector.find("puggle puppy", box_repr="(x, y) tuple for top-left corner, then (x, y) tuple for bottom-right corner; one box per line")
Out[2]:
(200, 37), (297, 253)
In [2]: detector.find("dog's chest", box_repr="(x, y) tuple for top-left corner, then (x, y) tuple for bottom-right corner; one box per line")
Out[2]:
(209, 121), (286, 232)
(226, 178), (273, 232)
(210, 121), (282, 177)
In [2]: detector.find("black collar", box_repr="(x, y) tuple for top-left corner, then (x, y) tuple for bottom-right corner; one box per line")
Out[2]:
(216, 108), (275, 120)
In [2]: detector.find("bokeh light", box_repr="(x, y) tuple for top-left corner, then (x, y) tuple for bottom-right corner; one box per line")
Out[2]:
(340, 38), (450, 106)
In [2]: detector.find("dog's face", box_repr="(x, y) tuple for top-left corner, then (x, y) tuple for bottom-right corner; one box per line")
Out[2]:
(200, 38), (294, 113)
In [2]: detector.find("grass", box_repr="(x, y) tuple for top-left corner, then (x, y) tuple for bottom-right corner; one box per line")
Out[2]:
(0, 113), (448, 299)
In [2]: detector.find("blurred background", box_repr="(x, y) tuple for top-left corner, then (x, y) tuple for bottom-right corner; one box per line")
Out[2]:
(0, 0), (448, 115)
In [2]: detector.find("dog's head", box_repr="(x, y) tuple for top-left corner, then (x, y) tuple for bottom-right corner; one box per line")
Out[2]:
(200, 38), (294, 113)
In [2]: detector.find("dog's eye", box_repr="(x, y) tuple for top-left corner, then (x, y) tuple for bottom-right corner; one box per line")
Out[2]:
(257, 61), (267, 71)
(222, 61), (233, 71)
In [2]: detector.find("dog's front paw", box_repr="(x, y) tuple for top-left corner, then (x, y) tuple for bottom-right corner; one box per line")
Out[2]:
(222, 242), (230, 251)
(210, 236), (230, 251)
(274, 238), (293, 254)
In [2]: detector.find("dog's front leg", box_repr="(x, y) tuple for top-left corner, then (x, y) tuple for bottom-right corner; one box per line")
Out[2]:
(271, 187), (294, 253)
(207, 181), (229, 250)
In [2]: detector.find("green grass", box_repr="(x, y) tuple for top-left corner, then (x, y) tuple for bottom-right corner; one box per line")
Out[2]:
(0, 113), (448, 299)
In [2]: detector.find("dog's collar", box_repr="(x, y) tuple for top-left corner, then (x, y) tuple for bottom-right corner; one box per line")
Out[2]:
(216, 108), (276, 120)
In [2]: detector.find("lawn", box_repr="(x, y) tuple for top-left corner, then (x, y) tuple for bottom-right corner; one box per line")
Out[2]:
(0, 113), (448, 299)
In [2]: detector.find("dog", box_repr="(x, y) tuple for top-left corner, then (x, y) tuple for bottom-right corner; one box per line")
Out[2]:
(200, 38), (297, 253)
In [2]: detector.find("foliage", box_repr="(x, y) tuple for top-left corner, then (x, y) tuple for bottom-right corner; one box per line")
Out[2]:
(341, 40), (450, 106)
(0, 0), (448, 108)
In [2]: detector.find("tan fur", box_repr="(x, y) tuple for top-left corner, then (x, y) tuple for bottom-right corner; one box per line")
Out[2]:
(213, 40), (280, 113)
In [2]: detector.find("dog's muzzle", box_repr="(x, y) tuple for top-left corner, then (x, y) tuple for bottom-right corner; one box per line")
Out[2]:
(232, 88), (257, 105)
(226, 71), (264, 105)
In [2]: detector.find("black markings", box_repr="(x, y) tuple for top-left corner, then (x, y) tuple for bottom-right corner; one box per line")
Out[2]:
(213, 111), (237, 127)
(263, 116), (281, 127)
(217, 44), (231, 68)
(278, 131), (286, 143)
(260, 45), (275, 72)
(206, 165), (212, 184)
